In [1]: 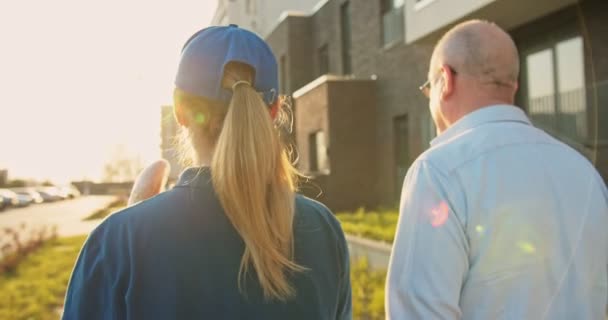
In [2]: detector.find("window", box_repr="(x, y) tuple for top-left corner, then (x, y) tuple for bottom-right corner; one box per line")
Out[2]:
(523, 36), (587, 144)
(318, 44), (329, 76)
(279, 55), (287, 93)
(381, 0), (404, 46)
(340, 1), (352, 74)
(394, 115), (410, 197)
(309, 131), (329, 174)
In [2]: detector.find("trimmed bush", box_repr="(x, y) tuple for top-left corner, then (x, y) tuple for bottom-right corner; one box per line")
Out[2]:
(351, 258), (386, 320)
(337, 208), (398, 243)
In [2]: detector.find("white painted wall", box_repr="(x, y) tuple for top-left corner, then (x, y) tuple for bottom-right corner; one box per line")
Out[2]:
(405, 0), (578, 43)
(211, 0), (320, 37)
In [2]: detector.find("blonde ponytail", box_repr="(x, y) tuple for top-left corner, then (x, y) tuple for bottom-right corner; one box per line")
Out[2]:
(209, 63), (304, 301)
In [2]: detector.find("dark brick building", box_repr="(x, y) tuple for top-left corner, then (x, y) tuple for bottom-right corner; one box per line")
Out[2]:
(266, 0), (608, 211)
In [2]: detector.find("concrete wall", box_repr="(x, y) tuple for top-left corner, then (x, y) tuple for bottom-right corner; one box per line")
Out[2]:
(326, 79), (378, 210)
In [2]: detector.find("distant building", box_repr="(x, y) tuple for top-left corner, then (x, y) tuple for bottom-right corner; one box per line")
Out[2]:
(0, 170), (7, 187)
(72, 181), (133, 197)
(211, 0), (321, 37)
(160, 106), (183, 181)
(266, 0), (608, 211)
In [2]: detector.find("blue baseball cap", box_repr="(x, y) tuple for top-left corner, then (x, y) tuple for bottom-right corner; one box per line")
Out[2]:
(175, 24), (278, 105)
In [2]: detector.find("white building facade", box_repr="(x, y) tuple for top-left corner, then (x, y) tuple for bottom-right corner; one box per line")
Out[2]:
(211, 0), (321, 37)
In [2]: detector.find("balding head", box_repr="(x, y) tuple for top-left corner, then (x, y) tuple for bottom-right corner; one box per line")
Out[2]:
(431, 20), (519, 90)
(426, 20), (520, 134)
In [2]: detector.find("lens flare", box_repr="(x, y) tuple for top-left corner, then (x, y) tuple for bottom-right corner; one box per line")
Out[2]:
(475, 225), (485, 234)
(430, 201), (449, 227)
(195, 113), (206, 124)
(517, 241), (536, 254)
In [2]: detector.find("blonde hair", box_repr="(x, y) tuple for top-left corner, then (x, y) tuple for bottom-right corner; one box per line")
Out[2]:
(173, 62), (304, 301)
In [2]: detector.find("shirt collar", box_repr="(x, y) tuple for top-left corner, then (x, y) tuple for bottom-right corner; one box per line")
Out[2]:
(430, 104), (531, 147)
(175, 167), (212, 189)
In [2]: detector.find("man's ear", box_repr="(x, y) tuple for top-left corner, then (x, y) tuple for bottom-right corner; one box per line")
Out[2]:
(440, 64), (456, 100)
(173, 103), (189, 127)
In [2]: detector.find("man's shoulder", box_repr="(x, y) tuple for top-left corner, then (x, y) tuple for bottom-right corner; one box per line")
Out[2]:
(419, 121), (598, 181)
(420, 121), (555, 175)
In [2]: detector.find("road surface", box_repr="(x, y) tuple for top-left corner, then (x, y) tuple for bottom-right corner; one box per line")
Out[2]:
(0, 196), (117, 242)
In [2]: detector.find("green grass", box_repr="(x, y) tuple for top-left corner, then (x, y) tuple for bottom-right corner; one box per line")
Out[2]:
(0, 205), (393, 319)
(0, 234), (388, 319)
(0, 235), (86, 320)
(83, 198), (127, 221)
(336, 208), (399, 243)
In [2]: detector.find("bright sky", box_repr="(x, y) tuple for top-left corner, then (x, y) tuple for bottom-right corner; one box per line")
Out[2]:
(0, 0), (216, 183)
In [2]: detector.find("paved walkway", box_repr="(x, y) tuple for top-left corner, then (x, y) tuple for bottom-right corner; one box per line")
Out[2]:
(0, 196), (117, 258)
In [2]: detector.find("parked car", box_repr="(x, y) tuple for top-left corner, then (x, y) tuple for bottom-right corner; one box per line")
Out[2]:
(0, 190), (15, 211)
(36, 188), (64, 202)
(58, 185), (81, 199)
(0, 197), (7, 211)
(0, 189), (19, 209)
(15, 193), (32, 207)
(13, 188), (44, 204)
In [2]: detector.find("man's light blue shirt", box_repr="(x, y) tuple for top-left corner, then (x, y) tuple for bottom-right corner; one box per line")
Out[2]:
(387, 105), (608, 319)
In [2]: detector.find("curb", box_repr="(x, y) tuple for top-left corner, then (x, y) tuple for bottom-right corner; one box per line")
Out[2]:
(345, 234), (392, 270)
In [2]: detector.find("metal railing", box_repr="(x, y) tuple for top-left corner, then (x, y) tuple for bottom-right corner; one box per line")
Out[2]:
(527, 87), (588, 144)
(524, 80), (608, 162)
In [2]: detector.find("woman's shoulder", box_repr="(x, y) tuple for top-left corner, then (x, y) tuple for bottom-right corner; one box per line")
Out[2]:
(295, 194), (333, 221)
(294, 194), (345, 240)
(92, 191), (181, 236)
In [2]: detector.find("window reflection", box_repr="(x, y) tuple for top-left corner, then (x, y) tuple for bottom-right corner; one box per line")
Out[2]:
(556, 37), (587, 140)
(524, 36), (586, 143)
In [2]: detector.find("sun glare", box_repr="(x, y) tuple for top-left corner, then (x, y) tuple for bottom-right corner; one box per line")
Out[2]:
(0, 0), (217, 182)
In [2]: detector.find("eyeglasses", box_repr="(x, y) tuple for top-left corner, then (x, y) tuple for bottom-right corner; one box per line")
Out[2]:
(419, 67), (458, 98)
(419, 79), (432, 98)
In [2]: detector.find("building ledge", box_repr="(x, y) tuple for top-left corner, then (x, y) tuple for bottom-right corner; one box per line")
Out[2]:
(292, 74), (375, 99)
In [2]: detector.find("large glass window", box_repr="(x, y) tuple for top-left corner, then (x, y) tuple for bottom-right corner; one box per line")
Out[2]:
(523, 36), (587, 144)
(380, 0), (404, 46)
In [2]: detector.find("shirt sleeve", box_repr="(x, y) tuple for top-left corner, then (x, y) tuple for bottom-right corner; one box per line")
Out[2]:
(62, 218), (128, 320)
(386, 160), (469, 320)
(336, 230), (353, 320)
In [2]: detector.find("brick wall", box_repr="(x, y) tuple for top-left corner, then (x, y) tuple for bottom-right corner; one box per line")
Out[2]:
(294, 77), (378, 211)
(267, 0), (436, 208)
